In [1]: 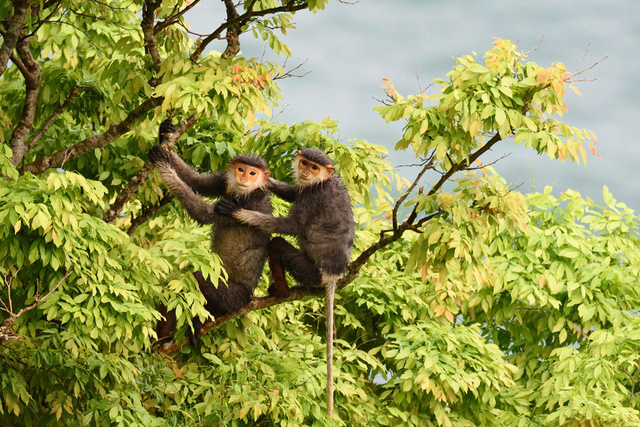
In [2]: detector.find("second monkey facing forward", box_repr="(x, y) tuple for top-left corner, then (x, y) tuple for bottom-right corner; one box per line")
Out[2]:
(150, 120), (272, 344)
(216, 148), (355, 417)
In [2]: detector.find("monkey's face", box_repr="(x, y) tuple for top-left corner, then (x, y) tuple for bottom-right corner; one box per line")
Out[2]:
(227, 162), (269, 195)
(293, 154), (334, 187)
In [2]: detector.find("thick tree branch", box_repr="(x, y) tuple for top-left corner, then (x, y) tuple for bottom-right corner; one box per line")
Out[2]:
(221, 0), (241, 59)
(21, 97), (163, 175)
(190, 1), (308, 62)
(157, 284), (323, 353)
(103, 115), (197, 223)
(141, 0), (163, 72)
(0, 0), (30, 78)
(9, 34), (41, 167)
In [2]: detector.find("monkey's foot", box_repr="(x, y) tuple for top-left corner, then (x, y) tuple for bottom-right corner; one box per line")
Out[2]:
(268, 284), (290, 298)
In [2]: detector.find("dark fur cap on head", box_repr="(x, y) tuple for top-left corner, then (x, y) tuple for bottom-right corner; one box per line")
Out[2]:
(298, 148), (333, 167)
(229, 154), (269, 171)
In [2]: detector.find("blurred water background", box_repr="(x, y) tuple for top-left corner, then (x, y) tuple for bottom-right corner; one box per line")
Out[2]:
(189, 1), (640, 211)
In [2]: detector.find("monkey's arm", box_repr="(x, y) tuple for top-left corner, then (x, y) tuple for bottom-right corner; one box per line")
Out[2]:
(167, 152), (227, 197)
(156, 162), (216, 224)
(215, 199), (300, 235)
(268, 178), (298, 203)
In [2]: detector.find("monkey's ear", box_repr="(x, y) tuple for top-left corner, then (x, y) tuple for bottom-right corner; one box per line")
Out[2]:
(326, 164), (335, 175)
(264, 170), (271, 178)
(296, 149), (303, 156)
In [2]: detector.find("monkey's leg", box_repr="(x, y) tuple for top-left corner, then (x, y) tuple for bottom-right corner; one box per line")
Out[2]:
(267, 238), (289, 297)
(191, 271), (253, 342)
(155, 305), (177, 345)
(268, 237), (322, 287)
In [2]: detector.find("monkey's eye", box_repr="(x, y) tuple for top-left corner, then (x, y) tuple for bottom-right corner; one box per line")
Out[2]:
(311, 164), (319, 171)
(237, 167), (245, 173)
(249, 170), (257, 176)
(300, 160), (308, 167)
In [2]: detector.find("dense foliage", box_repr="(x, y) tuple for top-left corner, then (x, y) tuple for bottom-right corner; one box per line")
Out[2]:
(1, 1), (638, 426)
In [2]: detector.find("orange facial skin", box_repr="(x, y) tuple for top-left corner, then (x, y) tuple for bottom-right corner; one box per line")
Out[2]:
(294, 153), (335, 187)
(227, 162), (270, 195)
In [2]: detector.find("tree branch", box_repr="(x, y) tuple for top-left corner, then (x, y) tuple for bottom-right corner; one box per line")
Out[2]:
(127, 192), (172, 236)
(157, 284), (323, 353)
(427, 132), (502, 197)
(103, 115), (197, 223)
(154, 0), (202, 33)
(1, 267), (72, 342)
(221, 0), (241, 60)
(9, 34), (42, 167)
(392, 158), (433, 231)
(190, 1), (308, 62)
(24, 85), (85, 153)
(141, 0), (163, 72)
(0, 0), (30, 78)
(20, 97), (163, 175)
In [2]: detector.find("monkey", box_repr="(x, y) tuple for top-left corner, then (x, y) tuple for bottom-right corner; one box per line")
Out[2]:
(215, 148), (355, 417)
(149, 119), (272, 345)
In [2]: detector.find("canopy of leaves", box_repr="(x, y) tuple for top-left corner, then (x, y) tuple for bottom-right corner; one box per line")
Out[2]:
(1, 1), (637, 426)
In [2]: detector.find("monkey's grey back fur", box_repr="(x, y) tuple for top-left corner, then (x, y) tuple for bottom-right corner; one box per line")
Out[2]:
(293, 176), (354, 276)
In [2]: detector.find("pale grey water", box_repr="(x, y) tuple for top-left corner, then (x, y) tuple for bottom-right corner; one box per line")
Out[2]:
(188, 1), (640, 211)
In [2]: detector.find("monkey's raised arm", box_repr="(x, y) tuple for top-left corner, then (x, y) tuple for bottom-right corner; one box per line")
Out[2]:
(268, 178), (298, 203)
(167, 152), (228, 198)
(215, 199), (300, 235)
(156, 162), (216, 224)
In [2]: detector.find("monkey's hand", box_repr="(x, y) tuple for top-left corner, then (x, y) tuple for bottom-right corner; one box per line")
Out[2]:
(158, 119), (176, 143)
(148, 145), (170, 165)
(214, 198), (242, 217)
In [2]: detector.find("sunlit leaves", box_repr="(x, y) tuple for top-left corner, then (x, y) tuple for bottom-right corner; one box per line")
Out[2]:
(375, 39), (598, 168)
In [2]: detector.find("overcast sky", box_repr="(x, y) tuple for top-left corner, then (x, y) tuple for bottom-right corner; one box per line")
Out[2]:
(188, 1), (640, 211)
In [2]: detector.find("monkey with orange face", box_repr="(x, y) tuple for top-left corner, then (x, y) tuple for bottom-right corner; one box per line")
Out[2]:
(216, 148), (355, 416)
(217, 148), (355, 295)
(149, 120), (273, 344)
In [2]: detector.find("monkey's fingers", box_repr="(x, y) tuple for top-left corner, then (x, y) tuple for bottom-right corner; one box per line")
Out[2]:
(149, 145), (170, 164)
(214, 199), (241, 216)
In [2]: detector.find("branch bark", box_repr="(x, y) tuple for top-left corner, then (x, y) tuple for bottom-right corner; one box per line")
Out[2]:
(141, 0), (163, 72)
(9, 33), (41, 167)
(0, 0), (30, 78)
(20, 97), (163, 175)
(157, 284), (324, 353)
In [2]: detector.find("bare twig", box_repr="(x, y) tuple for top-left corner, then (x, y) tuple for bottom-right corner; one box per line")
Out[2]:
(274, 59), (311, 80)
(392, 158), (433, 231)
(25, 85), (87, 153)
(525, 35), (545, 55)
(571, 55), (607, 81)
(1, 267), (72, 342)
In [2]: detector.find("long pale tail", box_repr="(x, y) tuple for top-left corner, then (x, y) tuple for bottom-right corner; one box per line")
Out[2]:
(325, 279), (336, 419)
